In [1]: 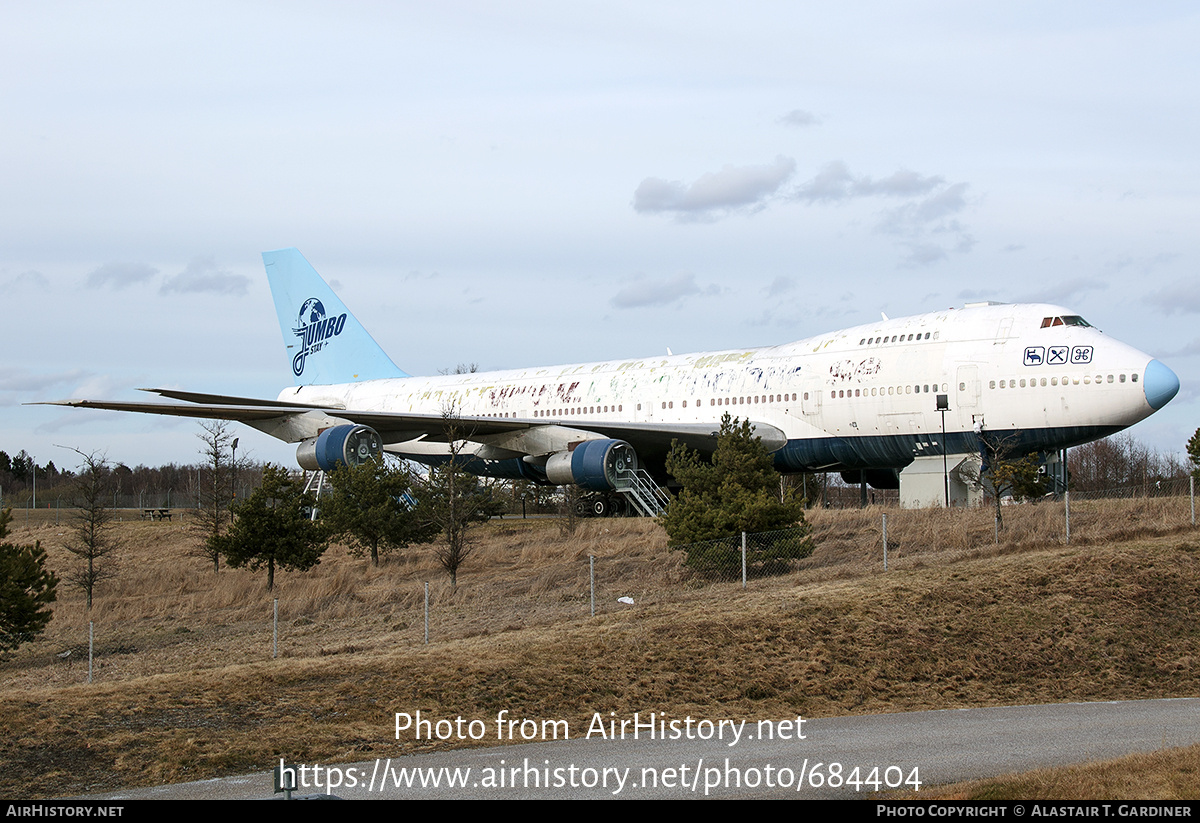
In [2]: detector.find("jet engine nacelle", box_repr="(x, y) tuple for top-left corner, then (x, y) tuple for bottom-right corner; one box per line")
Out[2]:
(544, 439), (637, 491)
(296, 424), (382, 471)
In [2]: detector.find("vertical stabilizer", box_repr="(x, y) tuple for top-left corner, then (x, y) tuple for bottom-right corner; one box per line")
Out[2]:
(263, 248), (408, 385)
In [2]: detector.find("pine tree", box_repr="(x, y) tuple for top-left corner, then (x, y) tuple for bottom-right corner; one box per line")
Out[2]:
(0, 508), (59, 657)
(321, 457), (435, 566)
(661, 414), (813, 574)
(210, 465), (327, 590)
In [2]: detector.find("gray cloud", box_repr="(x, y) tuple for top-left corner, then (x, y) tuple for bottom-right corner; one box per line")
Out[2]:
(765, 276), (795, 297)
(877, 183), (970, 234)
(0, 367), (89, 408)
(854, 170), (945, 198)
(901, 244), (947, 267)
(792, 161), (854, 203)
(86, 262), (158, 290)
(160, 257), (250, 296)
(793, 162), (945, 203)
(611, 273), (704, 309)
(958, 288), (1000, 300)
(1160, 338), (1200, 358)
(873, 182), (974, 267)
(1143, 280), (1200, 315)
(633, 156), (796, 218)
(2, 270), (50, 291)
(778, 109), (820, 127)
(1022, 278), (1108, 305)
(0, 367), (87, 395)
(636, 156), (974, 267)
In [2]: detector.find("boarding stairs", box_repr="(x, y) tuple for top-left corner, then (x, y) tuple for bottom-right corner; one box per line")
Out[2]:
(302, 470), (331, 520)
(613, 466), (671, 517)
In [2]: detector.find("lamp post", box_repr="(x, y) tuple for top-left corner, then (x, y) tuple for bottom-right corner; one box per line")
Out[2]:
(230, 438), (239, 504)
(936, 394), (950, 508)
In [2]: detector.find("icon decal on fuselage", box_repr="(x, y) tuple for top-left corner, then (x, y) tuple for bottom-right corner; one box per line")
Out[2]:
(1026, 345), (1093, 367)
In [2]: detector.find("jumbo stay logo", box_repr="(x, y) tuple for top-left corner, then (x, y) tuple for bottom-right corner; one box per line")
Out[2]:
(291, 297), (348, 377)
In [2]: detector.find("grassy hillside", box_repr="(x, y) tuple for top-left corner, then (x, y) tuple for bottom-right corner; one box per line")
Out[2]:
(1, 496), (1197, 798)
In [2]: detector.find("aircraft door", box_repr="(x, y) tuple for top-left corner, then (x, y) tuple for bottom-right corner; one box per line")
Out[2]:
(801, 378), (822, 416)
(956, 365), (980, 411)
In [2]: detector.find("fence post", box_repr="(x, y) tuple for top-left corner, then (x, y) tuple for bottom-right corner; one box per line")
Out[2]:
(882, 514), (888, 571)
(1191, 475), (1195, 527)
(88, 621), (94, 684)
(741, 532), (747, 589)
(1065, 488), (1071, 544)
(424, 582), (430, 644)
(590, 555), (595, 617)
(273, 598), (279, 658)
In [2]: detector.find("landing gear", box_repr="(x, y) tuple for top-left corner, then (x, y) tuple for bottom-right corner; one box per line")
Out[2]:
(576, 491), (625, 517)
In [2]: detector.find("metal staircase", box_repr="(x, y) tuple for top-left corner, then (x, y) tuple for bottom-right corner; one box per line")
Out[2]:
(302, 470), (330, 519)
(613, 467), (671, 517)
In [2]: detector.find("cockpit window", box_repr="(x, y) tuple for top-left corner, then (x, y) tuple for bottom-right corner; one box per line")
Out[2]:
(1041, 315), (1093, 329)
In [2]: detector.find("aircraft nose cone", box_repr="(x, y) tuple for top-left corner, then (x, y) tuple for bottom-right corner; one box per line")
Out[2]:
(1143, 359), (1180, 410)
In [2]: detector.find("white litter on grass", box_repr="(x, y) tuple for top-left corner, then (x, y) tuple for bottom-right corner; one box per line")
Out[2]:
(617, 597), (634, 605)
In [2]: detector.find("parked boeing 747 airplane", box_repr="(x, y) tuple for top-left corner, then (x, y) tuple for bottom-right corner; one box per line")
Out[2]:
(45, 248), (1179, 511)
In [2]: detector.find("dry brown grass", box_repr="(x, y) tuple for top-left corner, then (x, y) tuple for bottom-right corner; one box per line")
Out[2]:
(909, 743), (1200, 800)
(1, 496), (1198, 798)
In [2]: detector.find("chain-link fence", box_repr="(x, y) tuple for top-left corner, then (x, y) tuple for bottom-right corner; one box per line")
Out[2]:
(8, 477), (1198, 687)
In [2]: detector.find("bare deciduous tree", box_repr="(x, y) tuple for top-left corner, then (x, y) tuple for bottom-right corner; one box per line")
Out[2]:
(974, 433), (1050, 531)
(191, 421), (239, 572)
(61, 448), (119, 610)
(418, 406), (498, 589)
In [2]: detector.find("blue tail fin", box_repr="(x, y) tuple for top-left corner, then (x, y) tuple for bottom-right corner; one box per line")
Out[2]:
(263, 248), (409, 385)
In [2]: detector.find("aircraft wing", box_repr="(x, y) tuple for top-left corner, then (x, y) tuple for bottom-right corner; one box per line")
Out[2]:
(36, 390), (785, 458)
(37, 397), (339, 424)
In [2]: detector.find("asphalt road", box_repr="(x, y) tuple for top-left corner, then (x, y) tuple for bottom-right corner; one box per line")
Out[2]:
(84, 698), (1200, 800)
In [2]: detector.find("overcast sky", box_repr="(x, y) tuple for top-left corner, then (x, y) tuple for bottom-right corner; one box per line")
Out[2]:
(4, 1), (1198, 473)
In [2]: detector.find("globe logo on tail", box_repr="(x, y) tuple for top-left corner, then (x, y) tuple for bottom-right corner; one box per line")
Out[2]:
(291, 298), (348, 378)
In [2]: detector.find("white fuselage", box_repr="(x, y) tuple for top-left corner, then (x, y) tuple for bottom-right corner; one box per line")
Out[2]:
(277, 302), (1167, 474)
